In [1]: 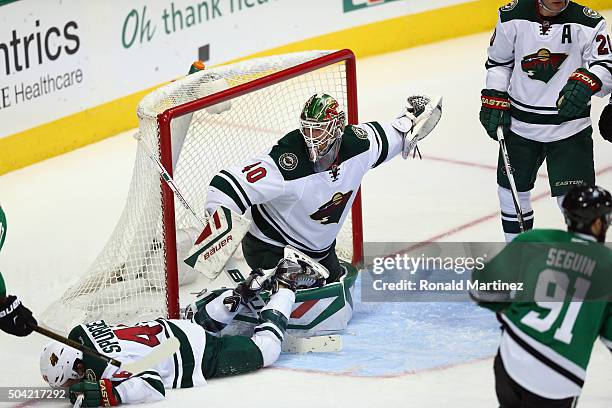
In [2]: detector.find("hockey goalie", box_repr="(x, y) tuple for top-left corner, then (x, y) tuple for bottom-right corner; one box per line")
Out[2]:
(181, 91), (442, 336)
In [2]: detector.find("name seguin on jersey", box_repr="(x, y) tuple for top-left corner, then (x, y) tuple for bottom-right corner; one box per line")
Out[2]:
(85, 320), (121, 354)
(521, 48), (568, 83)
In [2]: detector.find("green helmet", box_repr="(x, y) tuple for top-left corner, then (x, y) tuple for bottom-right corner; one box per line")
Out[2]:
(299, 94), (346, 171)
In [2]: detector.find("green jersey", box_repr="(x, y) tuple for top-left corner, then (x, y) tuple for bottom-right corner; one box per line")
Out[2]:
(472, 229), (612, 399)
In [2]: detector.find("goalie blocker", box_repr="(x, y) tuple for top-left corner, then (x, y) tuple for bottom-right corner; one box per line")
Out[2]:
(175, 209), (357, 337)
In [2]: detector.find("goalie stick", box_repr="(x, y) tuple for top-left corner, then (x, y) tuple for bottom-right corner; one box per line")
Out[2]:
(497, 126), (525, 232)
(133, 133), (207, 229)
(134, 133), (250, 282)
(32, 325), (180, 375)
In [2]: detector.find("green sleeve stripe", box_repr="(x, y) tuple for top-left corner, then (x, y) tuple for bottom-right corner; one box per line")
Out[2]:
(259, 309), (288, 332)
(166, 321), (195, 389)
(0, 272), (5, 297)
(142, 377), (165, 395)
(210, 175), (247, 213)
(136, 373), (165, 396)
(254, 325), (283, 342)
(366, 122), (389, 168)
(194, 304), (227, 333)
(156, 320), (180, 390)
(511, 106), (590, 125)
(220, 170), (253, 207)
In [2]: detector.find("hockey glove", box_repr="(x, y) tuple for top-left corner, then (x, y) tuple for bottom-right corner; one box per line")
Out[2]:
(0, 295), (37, 337)
(69, 380), (121, 407)
(480, 89), (510, 140)
(599, 103), (612, 143)
(392, 95), (443, 159)
(557, 68), (602, 118)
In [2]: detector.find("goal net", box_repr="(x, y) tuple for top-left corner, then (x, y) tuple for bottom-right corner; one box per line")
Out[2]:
(42, 50), (363, 332)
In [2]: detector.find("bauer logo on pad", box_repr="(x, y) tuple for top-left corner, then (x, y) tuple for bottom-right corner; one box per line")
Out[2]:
(184, 207), (251, 280)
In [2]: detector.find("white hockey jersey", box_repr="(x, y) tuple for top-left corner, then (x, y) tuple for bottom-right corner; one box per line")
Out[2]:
(205, 122), (403, 259)
(486, 0), (612, 142)
(69, 319), (207, 404)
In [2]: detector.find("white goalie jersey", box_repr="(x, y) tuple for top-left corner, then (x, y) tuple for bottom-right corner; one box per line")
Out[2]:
(486, 1), (612, 142)
(68, 319), (207, 404)
(205, 122), (404, 259)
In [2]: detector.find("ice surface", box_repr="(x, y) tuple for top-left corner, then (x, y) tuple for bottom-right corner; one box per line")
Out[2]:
(1, 14), (612, 407)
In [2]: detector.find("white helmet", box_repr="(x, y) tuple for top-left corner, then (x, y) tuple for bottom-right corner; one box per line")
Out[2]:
(40, 342), (83, 388)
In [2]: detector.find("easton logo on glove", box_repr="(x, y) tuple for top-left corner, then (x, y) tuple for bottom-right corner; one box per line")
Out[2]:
(568, 70), (602, 92)
(99, 379), (119, 407)
(481, 96), (510, 110)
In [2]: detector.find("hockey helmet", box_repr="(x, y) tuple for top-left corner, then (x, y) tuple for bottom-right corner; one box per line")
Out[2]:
(299, 94), (346, 171)
(562, 184), (612, 242)
(40, 342), (83, 388)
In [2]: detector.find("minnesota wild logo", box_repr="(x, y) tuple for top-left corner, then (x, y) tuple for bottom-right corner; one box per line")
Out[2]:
(310, 191), (353, 225)
(521, 48), (568, 83)
(500, 0), (518, 12)
(583, 7), (601, 18)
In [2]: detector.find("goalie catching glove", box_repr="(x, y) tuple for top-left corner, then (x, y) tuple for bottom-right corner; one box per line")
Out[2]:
(391, 95), (443, 159)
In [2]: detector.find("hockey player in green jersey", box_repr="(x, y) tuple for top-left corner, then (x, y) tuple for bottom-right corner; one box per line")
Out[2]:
(40, 260), (324, 406)
(480, 0), (612, 242)
(0, 204), (37, 337)
(204, 93), (442, 282)
(471, 184), (612, 408)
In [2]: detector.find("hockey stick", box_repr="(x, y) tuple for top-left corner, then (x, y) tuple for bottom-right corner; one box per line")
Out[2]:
(135, 135), (250, 283)
(497, 126), (525, 232)
(32, 325), (180, 374)
(133, 134), (207, 229)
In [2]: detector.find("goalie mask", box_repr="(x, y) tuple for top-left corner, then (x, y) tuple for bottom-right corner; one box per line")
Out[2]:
(299, 94), (346, 172)
(40, 342), (83, 388)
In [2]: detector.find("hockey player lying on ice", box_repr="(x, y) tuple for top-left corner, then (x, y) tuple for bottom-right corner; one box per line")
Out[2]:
(39, 259), (325, 406)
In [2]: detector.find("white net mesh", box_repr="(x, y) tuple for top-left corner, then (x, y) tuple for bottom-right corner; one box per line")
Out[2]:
(42, 50), (358, 332)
